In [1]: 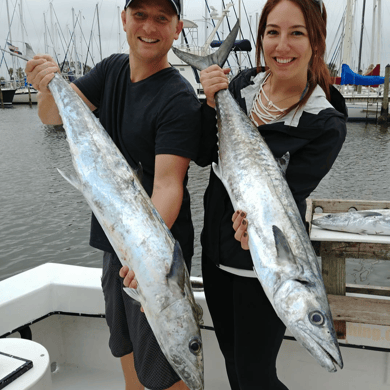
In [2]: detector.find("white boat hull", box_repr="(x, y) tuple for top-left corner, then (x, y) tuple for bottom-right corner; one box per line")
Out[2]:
(1, 264), (390, 389)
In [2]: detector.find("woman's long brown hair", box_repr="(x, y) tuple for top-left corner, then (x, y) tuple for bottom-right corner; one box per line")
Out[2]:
(255, 0), (332, 115)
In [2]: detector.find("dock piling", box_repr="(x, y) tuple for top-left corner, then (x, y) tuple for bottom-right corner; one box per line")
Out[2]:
(378, 64), (390, 124)
(0, 84), (4, 109)
(28, 85), (32, 108)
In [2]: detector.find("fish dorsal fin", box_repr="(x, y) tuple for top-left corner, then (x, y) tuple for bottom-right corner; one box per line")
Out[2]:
(166, 240), (186, 293)
(57, 168), (82, 192)
(172, 22), (239, 70)
(358, 211), (382, 217)
(272, 225), (298, 268)
(276, 152), (290, 175)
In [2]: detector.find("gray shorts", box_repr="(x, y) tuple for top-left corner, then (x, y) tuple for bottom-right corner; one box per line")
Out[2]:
(101, 251), (181, 390)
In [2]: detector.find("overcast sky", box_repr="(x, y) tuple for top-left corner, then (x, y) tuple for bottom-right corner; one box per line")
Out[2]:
(1, 0), (389, 79)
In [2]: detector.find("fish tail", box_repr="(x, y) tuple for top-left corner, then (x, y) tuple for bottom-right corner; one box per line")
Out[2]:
(172, 21), (239, 70)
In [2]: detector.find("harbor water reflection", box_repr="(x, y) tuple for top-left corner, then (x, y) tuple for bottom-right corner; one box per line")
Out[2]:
(1, 105), (389, 287)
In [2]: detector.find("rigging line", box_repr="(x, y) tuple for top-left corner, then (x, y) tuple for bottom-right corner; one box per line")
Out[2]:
(76, 15), (97, 70)
(61, 22), (80, 74)
(327, 6), (346, 62)
(0, 1), (18, 70)
(83, 11), (97, 74)
(52, 7), (72, 62)
(68, 13), (85, 68)
(240, 0), (253, 68)
(219, 0), (238, 71)
(45, 25), (64, 68)
(204, 0), (232, 70)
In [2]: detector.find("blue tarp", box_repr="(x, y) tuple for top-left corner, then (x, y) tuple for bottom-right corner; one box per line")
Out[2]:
(341, 63), (385, 86)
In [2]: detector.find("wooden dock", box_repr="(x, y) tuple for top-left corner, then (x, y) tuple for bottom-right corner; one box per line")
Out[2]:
(307, 199), (390, 340)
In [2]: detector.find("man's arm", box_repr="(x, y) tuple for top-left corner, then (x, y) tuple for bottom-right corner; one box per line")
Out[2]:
(25, 55), (96, 125)
(151, 154), (190, 229)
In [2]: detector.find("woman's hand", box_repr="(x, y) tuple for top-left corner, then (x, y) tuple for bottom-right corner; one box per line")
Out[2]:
(232, 210), (249, 250)
(200, 65), (230, 108)
(25, 54), (59, 93)
(119, 266), (144, 312)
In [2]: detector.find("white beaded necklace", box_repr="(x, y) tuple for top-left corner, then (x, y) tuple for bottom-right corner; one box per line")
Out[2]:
(250, 73), (285, 126)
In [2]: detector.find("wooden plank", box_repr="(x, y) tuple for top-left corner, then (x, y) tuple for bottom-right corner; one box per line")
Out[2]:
(328, 294), (390, 327)
(346, 284), (390, 297)
(334, 320), (347, 340)
(319, 241), (390, 260)
(310, 198), (390, 214)
(320, 242), (346, 296)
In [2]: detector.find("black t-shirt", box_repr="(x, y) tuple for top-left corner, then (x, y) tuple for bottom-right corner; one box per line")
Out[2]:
(197, 68), (347, 270)
(73, 54), (201, 266)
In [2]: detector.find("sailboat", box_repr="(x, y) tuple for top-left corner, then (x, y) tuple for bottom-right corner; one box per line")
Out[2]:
(331, 0), (386, 121)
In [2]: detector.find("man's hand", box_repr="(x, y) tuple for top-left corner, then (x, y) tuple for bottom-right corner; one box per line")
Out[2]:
(25, 55), (59, 93)
(119, 266), (144, 312)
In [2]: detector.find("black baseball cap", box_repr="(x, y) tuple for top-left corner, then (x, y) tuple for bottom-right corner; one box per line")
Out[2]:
(124, 0), (181, 17)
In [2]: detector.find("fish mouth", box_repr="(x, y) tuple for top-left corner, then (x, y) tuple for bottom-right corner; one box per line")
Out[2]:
(297, 325), (343, 372)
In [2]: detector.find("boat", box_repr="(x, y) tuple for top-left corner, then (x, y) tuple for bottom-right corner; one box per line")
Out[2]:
(12, 87), (38, 104)
(1, 260), (390, 390)
(0, 86), (16, 106)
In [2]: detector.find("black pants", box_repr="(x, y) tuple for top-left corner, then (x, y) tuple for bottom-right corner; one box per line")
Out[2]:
(202, 251), (289, 390)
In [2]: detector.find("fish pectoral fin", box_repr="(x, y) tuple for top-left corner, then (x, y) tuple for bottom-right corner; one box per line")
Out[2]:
(166, 240), (186, 294)
(276, 152), (290, 175)
(212, 162), (223, 181)
(272, 225), (299, 268)
(360, 211), (382, 217)
(123, 287), (142, 305)
(134, 162), (143, 183)
(57, 168), (82, 191)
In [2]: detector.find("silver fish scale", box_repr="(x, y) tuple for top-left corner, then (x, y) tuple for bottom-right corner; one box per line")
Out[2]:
(216, 90), (320, 282)
(48, 74), (204, 389)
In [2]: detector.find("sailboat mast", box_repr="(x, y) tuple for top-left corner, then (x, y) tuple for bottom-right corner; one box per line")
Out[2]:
(5, 0), (16, 76)
(377, 0), (381, 67)
(357, 0), (366, 72)
(342, 0), (354, 68)
(370, 0), (376, 66)
(96, 4), (103, 62)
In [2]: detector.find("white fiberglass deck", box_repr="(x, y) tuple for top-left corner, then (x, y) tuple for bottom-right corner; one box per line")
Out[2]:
(1, 264), (390, 389)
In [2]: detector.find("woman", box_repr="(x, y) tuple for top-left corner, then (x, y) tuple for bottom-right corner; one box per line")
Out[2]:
(196, 0), (347, 389)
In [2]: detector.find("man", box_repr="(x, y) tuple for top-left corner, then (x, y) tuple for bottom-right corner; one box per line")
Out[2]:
(25, 0), (201, 389)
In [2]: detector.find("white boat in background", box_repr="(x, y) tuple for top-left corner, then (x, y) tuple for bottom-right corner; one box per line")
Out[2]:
(0, 87), (16, 106)
(1, 263), (390, 390)
(13, 87), (38, 104)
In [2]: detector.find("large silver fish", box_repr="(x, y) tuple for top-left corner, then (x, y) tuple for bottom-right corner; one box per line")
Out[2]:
(313, 209), (390, 235)
(46, 73), (204, 389)
(173, 23), (343, 372)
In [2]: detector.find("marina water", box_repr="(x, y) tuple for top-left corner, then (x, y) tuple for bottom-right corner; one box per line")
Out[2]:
(1, 105), (389, 287)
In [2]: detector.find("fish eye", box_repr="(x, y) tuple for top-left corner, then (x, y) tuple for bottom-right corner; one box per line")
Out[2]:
(189, 337), (202, 355)
(309, 311), (325, 326)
